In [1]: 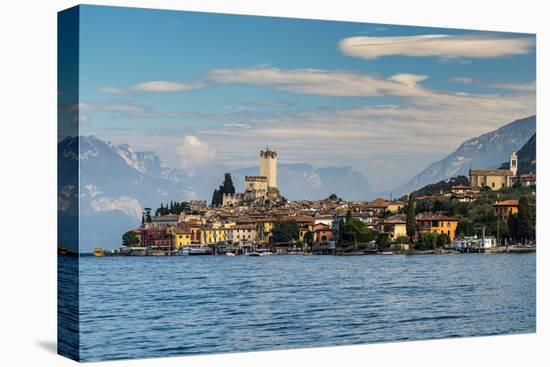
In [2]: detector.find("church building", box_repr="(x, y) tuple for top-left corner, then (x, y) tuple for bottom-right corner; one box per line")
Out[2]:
(469, 152), (518, 190)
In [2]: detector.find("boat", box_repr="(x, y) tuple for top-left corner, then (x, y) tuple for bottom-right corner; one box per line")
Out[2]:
(259, 251), (272, 256)
(247, 252), (261, 256)
(225, 252), (236, 256)
(94, 247), (105, 257)
(378, 251), (394, 255)
(173, 245), (211, 256)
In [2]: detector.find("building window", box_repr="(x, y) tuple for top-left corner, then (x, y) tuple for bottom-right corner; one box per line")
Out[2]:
(492, 182), (495, 188)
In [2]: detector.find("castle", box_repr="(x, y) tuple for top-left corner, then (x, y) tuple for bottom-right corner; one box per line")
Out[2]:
(222, 149), (282, 207)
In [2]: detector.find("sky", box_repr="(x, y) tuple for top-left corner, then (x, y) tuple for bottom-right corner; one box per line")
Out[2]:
(76, 5), (536, 191)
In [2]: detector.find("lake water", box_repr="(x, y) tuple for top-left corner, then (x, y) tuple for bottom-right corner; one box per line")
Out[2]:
(73, 253), (535, 361)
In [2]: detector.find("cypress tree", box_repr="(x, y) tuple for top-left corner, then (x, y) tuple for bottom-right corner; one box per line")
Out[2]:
(516, 196), (534, 243)
(406, 194), (416, 242)
(222, 173), (236, 194)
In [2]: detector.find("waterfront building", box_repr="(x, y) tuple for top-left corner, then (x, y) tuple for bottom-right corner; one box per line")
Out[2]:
(312, 223), (333, 244)
(492, 199), (519, 220)
(227, 224), (257, 245)
(202, 225), (227, 244)
(381, 214), (407, 240)
(256, 217), (275, 244)
(141, 224), (173, 253)
(172, 225), (192, 249)
(415, 213), (459, 241)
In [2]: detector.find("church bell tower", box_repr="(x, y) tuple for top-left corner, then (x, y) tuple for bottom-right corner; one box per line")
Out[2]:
(510, 151), (518, 176)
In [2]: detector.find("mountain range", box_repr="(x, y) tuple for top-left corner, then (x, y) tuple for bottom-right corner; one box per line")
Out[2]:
(59, 136), (374, 251)
(59, 115), (535, 251)
(390, 115), (536, 197)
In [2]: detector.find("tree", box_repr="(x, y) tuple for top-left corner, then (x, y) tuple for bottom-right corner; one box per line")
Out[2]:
(271, 220), (299, 244)
(211, 189), (220, 207)
(222, 173), (236, 194)
(456, 217), (474, 238)
(396, 236), (409, 245)
(327, 193), (339, 201)
(122, 230), (139, 247)
(406, 194), (416, 242)
(303, 231), (314, 250)
(436, 233), (451, 248)
(376, 233), (390, 249)
(421, 232), (438, 250)
(512, 196), (535, 243)
(143, 208), (152, 223)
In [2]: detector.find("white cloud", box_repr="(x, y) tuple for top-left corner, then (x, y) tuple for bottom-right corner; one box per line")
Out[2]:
(98, 80), (205, 94)
(490, 81), (536, 92)
(450, 77), (474, 85)
(339, 34), (534, 60)
(97, 87), (127, 94)
(175, 135), (216, 170)
(388, 73), (428, 86)
(90, 196), (142, 219)
(209, 67), (430, 97)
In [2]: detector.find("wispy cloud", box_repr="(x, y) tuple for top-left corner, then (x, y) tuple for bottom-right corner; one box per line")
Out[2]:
(490, 81), (536, 92)
(98, 80), (206, 94)
(450, 77), (474, 85)
(209, 67), (430, 97)
(339, 34), (535, 60)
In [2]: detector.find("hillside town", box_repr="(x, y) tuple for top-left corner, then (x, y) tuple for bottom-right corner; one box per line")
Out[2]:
(108, 148), (536, 257)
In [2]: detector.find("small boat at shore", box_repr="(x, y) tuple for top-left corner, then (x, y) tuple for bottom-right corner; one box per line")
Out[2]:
(225, 252), (236, 256)
(173, 246), (211, 256)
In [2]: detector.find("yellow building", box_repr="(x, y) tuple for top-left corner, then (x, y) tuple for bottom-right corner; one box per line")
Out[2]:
(416, 214), (459, 241)
(469, 169), (514, 190)
(382, 214), (407, 240)
(469, 152), (518, 191)
(492, 199), (519, 220)
(386, 201), (405, 214)
(202, 226), (227, 244)
(256, 217), (275, 244)
(172, 226), (192, 249)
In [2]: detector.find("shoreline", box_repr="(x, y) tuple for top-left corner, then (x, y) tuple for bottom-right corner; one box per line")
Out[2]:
(77, 245), (536, 257)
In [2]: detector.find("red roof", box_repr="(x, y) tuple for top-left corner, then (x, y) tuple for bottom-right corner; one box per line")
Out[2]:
(493, 199), (519, 207)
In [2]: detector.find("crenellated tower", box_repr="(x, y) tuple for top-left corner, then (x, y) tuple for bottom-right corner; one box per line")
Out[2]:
(259, 148), (278, 189)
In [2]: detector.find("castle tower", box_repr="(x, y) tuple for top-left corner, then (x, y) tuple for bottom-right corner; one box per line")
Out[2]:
(510, 151), (518, 176)
(259, 148), (277, 188)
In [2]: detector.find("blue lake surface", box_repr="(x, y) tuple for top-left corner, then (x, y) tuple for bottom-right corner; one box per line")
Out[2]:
(76, 253), (535, 361)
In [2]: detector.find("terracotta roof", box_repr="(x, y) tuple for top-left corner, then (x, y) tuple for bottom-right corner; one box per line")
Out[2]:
(384, 214), (406, 224)
(493, 199), (519, 207)
(368, 197), (388, 207)
(469, 169), (514, 176)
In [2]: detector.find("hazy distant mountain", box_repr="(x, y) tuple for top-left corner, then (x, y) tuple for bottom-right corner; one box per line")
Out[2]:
(233, 163), (373, 201)
(499, 133), (536, 175)
(59, 136), (374, 251)
(391, 115), (536, 196)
